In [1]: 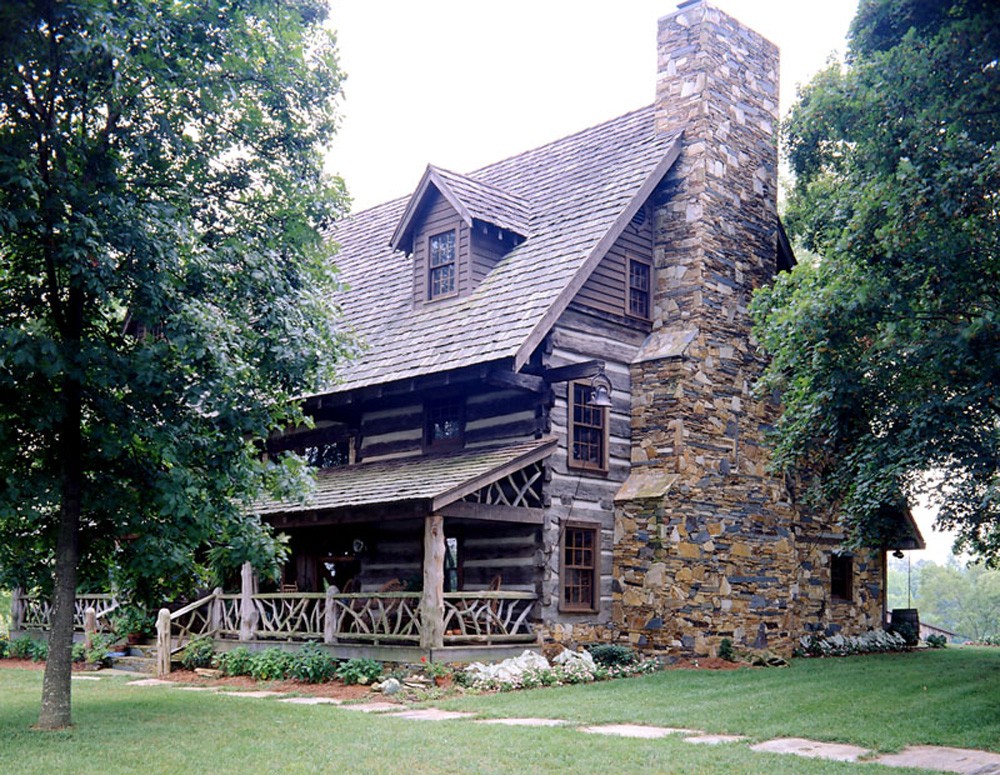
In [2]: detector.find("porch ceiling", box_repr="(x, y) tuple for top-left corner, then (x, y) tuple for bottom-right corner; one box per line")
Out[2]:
(252, 437), (557, 517)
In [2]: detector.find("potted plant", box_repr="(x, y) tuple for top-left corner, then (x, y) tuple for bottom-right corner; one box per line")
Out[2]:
(111, 605), (153, 646)
(424, 660), (453, 688)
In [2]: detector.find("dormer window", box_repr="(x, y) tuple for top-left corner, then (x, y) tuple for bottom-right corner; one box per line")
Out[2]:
(428, 230), (457, 299)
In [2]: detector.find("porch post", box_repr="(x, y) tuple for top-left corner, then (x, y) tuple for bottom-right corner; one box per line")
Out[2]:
(209, 587), (223, 635)
(419, 514), (445, 650)
(156, 608), (171, 676)
(239, 561), (257, 642)
(11, 587), (23, 633)
(323, 586), (338, 645)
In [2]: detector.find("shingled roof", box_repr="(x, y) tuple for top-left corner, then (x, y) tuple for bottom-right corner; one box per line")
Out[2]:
(253, 437), (557, 516)
(324, 106), (681, 394)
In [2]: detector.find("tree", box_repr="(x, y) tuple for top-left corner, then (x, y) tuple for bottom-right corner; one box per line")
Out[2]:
(0, 0), (349, 728)
(752, 0), (1000, 559)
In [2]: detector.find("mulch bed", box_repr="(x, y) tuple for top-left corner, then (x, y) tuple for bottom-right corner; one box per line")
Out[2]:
(162, 669), (375, 700)
(664, 657), (749, 670)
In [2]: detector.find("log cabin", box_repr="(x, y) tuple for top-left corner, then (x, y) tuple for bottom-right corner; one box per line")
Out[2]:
(249, 0), (924, 661)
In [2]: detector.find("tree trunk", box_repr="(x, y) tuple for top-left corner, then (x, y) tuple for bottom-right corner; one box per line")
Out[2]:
(37, 375), (83, 730)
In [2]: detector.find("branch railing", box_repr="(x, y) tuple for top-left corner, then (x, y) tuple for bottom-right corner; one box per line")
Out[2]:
(11, 589), (119, 633)
(443, 591), (536, 645)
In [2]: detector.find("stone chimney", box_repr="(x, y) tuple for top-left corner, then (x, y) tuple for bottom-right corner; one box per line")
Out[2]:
(613, 3), (797, 657)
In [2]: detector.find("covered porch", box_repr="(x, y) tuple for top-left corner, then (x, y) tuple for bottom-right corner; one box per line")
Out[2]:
(161, 438), (557, 665)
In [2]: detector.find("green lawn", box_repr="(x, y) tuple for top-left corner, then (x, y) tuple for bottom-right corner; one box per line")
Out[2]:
(1, 648), (996, 775)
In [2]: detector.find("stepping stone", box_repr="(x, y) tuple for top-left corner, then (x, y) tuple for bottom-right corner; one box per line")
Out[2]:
(873, 745), (1000, 774)
(175, 686), (219, 692)
(127, 678), (173, 687)
(685, 734), (748, 745)
(217, 690), (288, 699)
(71, 676), (101, 681)
(385, 709), (475, 721)
(476, 718), (567, 727)
(751, 737), (870, 763)
(280, 697), (343, 705)
(340, 702), (403, 713)
(580, 724), (700, 739)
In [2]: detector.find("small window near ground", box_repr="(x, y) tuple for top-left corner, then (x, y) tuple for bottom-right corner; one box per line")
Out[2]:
(428, 230), (456, 299)
(561, 523), (598, 612)
(569, 381), (607, 472)
(831, 554), (853, 601)
(627, 258), (652, 320)
(424, 397), (464, 451)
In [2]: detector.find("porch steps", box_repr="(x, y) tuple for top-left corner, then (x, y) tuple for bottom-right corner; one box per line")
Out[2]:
(110, 643), (157, 675)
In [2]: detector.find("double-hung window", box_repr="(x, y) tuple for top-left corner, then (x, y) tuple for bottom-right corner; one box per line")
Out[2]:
(569, 382), (607, 472)
(428, 230), (456, 299)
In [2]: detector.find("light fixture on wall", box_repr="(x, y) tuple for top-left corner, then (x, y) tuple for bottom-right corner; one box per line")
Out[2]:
(589, 370), (613, 408)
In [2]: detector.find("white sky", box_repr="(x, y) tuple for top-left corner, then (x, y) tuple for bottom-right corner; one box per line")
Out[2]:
(323, 0), (959, 564)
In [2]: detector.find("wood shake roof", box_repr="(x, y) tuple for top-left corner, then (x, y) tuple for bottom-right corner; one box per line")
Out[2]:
(324, 105), (681, 394)
(253, 437), (557, 516)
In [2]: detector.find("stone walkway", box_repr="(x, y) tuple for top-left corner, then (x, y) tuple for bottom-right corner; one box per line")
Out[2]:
(118, 675), (1000, 773)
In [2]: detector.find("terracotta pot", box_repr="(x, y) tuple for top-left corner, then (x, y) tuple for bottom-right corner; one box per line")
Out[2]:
(433, 675), (452, 688)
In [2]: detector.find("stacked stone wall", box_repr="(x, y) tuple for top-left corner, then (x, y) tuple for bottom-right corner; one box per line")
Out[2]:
(612, 1), (886, 659)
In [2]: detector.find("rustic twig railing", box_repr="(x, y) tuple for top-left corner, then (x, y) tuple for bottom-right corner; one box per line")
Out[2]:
(11, 589), (119, 633)
(442, 592), (536, 645)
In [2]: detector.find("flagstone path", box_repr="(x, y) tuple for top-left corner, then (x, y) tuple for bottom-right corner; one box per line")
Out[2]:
(121, 676), (1000, 773)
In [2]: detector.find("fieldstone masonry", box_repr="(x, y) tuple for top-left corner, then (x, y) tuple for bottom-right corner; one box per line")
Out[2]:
(607, 1), (885, 658)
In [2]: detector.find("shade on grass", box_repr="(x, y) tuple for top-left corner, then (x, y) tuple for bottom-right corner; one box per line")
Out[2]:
(1, 649), (995, 774)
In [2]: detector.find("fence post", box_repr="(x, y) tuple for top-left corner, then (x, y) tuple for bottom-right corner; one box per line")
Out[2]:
(324, 587), (337, 645)
(209, 587), (223, 634)
(10, 587), (23, 633)
(239, 562), (256, 642)
(83, 607), (97, 651)
(156, 608), (171, 676)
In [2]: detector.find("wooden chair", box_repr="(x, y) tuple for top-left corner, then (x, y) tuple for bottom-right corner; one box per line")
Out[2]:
(280, 582), (298, 594)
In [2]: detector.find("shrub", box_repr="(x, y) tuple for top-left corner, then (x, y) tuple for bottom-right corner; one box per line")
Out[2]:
(111, 605), (154, 639)
(215, 646), (254, 677)
(587, 643), (637, 668)
(289, 644), (337, 684)
(9, 635), (45, 661)
(890, 622), (919, 647)
(926, 634), (948, 649)
(0, 635), (9, 659)
(180, 636), (216, 670)
(249, 647), (294, 681)
(718, 637), (735, 662)
(335, 657), (382, 685)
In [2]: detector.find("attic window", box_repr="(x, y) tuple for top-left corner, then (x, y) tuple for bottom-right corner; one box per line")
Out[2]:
(428, 230), (456, 299)
(627, 258), (652, 319)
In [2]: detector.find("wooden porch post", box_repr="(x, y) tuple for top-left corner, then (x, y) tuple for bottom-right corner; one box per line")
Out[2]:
(419, 514), (445, 650)
(11, 587), (23, 633)
(323, 586), (339, 645)
(239, 561), (257, 642)
(83, 607), (96, 651)
(155, 608), (171, 676)
(209, 587), (223, 635)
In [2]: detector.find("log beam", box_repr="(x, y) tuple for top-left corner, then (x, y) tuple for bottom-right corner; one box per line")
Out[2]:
(419, 514), (445, 650)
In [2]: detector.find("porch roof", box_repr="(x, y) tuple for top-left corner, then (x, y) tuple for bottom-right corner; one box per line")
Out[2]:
(253, 437), (557, 517)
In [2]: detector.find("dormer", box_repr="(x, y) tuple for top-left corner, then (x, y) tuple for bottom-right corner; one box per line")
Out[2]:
(390, 165), (530, 304)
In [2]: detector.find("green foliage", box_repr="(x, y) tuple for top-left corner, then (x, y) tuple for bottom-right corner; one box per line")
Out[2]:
(890, 622), (920, 647)
(179, 636), (216, 671)
(926, 634), (948, 648)
(0, 634), (8, 659)
(249, 648), (295, 682)
(111, 606), (153, 640)
(718, 638), (735, 662)
(0, 0), (350, 658)
(72, 634), (115, 667)
(753, 0), (1000, 561)
(888, 558), (1000, 640)
(214, 647), (254, 678)
(0, 589), (9, 636)
(335, 658), (383, 686)
(586, 643), (638, 668)
(288, 644), (337, 684)
(9, 635), (47, 661)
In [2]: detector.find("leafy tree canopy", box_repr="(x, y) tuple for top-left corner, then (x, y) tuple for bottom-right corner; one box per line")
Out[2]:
(752, 0), (1000, 560)
(0, 0), (349, 726)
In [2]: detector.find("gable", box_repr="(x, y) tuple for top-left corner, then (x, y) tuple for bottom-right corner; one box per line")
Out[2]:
(321, 108), (683, 395)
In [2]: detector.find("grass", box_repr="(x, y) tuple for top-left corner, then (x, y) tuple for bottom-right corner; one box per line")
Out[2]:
(1, 648), (996, 774)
